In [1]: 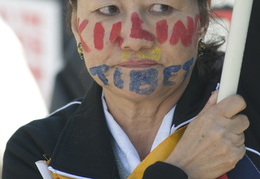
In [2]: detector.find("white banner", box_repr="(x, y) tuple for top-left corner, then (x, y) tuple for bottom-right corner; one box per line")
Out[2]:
(0, 0), (63, 107)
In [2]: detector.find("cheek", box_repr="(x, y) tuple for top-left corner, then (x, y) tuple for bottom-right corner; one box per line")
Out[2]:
(158, 42), (197, 70)
(84, 50), (112, 70)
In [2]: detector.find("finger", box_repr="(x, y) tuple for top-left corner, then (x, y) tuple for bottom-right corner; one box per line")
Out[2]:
(216, 94), (247, 118)
(230, 114), (250, 134)
(234, 143), (246, 161)
(222, 114), (250, 134)
(225, 132), (245, 147)
(224, 143), (246, 170)
(200, 90), (218, 114)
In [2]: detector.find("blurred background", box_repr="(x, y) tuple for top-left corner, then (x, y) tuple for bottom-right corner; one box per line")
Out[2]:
(0, 0), (235, 176)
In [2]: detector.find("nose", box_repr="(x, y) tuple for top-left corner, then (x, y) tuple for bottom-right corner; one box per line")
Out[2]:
(121, 37), (154, 52)
(120, 12), (154, 51)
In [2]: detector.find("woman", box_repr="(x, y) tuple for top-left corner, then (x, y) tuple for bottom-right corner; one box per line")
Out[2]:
(3, 0), (259, 178)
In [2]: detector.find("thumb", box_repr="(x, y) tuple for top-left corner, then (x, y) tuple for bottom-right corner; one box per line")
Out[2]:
(200, 90), (218, 114)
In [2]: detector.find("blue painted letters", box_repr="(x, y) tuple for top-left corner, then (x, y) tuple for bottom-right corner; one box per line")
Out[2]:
(130, 69), (158, 95)
(89, 58), (194, 94)
(89, 65), (109, 85)
(163, 65), (181, 86)
(182, 58), (194, 80)
(114, 68), (124, 89)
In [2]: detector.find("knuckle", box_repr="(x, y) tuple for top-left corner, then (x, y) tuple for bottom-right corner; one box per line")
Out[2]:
(239, 144), (247, 157)
(232, 95), (247, 108)
(235, 135), (245, 147)
(240, 133), (245, 144)
(228, 95), (247, 112)
(241, 115), (250, 129)
(231, 144), (246, 161)
(233, 115), (250, 133)
(239, 115), (250, 131)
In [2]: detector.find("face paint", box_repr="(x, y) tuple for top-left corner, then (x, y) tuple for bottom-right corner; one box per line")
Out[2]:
(130, 69), (158, 95)
(120, 46), (162, 62)
(90, 58), (194, 94)
(78, 19), (88, 34)
(94, 22), (105, 50)
(163, 65), (181, 86)
(130, 12), (153, 41)
(114, 68), (124, 89)
(156, 20), (168, 44)
(137, 46), (162, 62)
(109, 22), (123, 45)
(182, 58), (194, 79)
(78, 19), (91, 52)
(121, 51), (132, 62)
(170, 15), (199, 47)
(89, 65), (109, 85)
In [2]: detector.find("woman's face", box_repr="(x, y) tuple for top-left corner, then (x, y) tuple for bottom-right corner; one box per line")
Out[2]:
(72, 0), (208, 98)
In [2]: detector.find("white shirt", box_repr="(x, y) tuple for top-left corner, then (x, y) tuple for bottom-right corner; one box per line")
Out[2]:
(102, 92), (176, 176)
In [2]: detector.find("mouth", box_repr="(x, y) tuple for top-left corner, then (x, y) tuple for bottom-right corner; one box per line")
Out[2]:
(118, 59), (159, 68)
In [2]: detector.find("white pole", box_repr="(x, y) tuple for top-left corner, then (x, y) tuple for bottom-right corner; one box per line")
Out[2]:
(217, 0), (254, 102)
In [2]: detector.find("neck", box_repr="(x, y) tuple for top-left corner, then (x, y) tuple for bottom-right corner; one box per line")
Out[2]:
(103, 84), (187, 160)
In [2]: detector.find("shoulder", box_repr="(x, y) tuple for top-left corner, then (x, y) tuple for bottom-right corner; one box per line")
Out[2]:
(12, 100), (82, 152)
(2, 100), (82, 178)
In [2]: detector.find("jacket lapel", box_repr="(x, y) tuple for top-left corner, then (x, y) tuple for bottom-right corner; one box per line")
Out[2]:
(49, 82), (119, 178)
(173, 67), (219, 126)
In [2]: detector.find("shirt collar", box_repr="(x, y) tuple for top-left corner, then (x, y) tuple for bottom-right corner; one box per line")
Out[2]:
(102, 91), (176, 174)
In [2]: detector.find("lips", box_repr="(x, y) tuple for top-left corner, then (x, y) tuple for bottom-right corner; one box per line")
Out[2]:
(118, 59), (159, 68)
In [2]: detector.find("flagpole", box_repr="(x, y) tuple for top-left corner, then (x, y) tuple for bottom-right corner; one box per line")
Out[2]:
(217, 0), (254, 102)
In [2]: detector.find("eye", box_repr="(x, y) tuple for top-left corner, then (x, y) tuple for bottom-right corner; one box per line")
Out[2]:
(97, 5), (120, 16)
(150, 4), (173, 13)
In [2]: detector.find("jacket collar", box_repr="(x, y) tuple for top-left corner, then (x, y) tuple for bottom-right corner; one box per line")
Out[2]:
(173, 67), (219, 126)
(49, 82), (119, 178)
(49, 68), (219, 178)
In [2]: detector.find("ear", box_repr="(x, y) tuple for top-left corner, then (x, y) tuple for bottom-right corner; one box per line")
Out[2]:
(71, 8), (81, 44)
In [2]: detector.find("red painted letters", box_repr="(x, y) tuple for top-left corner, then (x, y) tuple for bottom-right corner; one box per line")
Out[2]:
(130, 12), (153, 41)
(156, 20), (168, 44)
(78, 19), (91, 52)
(94, 22), (105, 50)
(109, 22), (123, 46)
(78, 14), (199, 52)
(78, 19), (88, 34)
(170, 15), (199, 47)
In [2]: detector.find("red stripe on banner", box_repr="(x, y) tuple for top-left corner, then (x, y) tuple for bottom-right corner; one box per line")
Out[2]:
(212, 10), (233, 23)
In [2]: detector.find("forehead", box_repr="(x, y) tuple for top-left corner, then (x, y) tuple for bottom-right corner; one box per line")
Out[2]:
(76, 0), (200, 18)
(78, 0), (197, 8)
